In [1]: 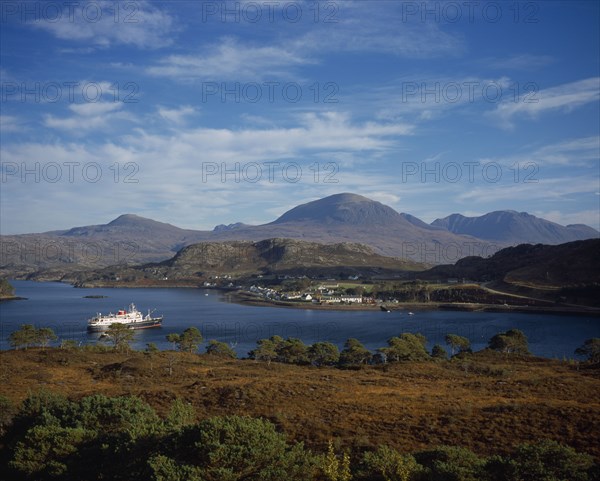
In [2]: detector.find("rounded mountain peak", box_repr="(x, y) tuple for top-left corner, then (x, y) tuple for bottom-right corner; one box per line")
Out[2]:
(105, 214), (183, 232)
(107, 214), (148, 226)
(271, 193), (403, 226)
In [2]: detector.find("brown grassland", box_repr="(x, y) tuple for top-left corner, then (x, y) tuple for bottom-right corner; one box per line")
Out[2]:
(1, 347), (599, 460)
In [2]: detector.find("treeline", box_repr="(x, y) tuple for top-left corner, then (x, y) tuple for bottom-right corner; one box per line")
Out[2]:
(1, 390), (598, 481)
(7, 323), (600, 366)
(247, 330), (533, 368)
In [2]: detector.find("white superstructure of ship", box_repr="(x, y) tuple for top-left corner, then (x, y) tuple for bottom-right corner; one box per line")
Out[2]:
(87, 303), (163, 331)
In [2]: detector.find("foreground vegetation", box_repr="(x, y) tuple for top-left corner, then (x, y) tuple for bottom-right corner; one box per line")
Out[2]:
(3, 325), (600, 479)
(1, 389), (598, 481)
(1, 344), (599, 473)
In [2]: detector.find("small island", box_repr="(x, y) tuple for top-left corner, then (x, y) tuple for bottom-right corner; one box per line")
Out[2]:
(0, 279), (24, 301)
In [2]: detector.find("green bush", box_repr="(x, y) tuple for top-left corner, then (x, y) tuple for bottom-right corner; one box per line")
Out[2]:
(4, 390), (599, 481)
(362, 445), (422, 481)
(488, 329), (529, 355)
(575, 338), (600, 363)
(308, 342), (340, 367)
(166, 327), (203, 353)
(162, 415), (317, 481)
(431, 344), (448, 360)
(339, 338), (371, 367)
(378, 333), (430, 362)
(10, 425), (93, 477)
(206, 339), (237, 358)
(9, 324), (57, 350)
(445, 334), (471, 356)
(0, 395), (17, 435)
(487, 440), (595, 481)
(415, 445), (486, 481)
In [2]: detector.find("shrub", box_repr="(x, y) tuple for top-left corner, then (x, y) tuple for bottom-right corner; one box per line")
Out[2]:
(319, 440), (352, 481)
(0, 395), (17, 435)
(166, 327), (203, 353)
(165, 398), (195, 430)
(575, 338), (600, 363)
(9, 324), (57, 350)
(431, 344), (448, 360)
(415, 445), (486, 481)
(488, 329), (529, 355)
(9, 425), (94, 478)
(445, 334), (471, 356)
(378, 333), (430, 362)
(339, 338), (371, 367)
(487, 440), (595, 481)
(171, 416), (317, 480)
(308, 342), (340, 367)
(362, 445), (422, 481)
(248, 337), (280, 364)
(205, 340), (237, 359)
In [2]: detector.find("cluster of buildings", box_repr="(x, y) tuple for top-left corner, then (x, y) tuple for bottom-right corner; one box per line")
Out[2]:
(247, 283), (369, 305)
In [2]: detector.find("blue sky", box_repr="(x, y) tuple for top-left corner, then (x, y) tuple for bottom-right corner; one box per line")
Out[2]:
(1, 0), (599, 234)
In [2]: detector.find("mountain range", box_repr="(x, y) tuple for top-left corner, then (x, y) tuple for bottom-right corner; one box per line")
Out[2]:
(432, 211), (598, 245)
(1, 193), (597, 279)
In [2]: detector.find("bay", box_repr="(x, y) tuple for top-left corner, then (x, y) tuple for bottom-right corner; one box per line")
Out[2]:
(1, 280), (598, 359)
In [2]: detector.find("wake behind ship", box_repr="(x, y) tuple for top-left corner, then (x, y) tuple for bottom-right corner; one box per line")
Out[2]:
(87, 303), (163, 332)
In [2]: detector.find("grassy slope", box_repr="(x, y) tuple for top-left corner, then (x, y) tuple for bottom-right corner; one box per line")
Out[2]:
(1, 348), (599, 459)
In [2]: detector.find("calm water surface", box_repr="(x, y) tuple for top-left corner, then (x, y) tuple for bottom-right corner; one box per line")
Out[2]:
(1, 280), (598, 358)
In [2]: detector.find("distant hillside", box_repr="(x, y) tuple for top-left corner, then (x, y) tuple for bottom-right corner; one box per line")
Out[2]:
(432, 211), (598, 245)
(63, 214), (184, 236)
(421, 239), (599, 284)
(2, 193), (597, 280)
(212, 222), (249, 232)
(72, 238), (426, 285)
(0, 215), (211, 279)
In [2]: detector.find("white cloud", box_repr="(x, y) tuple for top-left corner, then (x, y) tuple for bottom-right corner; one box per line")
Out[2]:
(158, 105), (197, 124)
(43, 102), (135, 132)
(475, 136), (599, 168)
(484, 54), (555, 71)
(360, 75), (513, 123)
(491, 77), (600, 129)
(30, 0), (176, 49)
(0, 115), (26, 132)
(527, 137), (600, 166)
(69, 102), (123, 116)
(147, 37), (313, 81)
(290, 2), (465, 58)
(364, 192), (401, 205)
(0, 111), (414, 231)
(146, 3), (465, 83)
(456, 177), (599, 203)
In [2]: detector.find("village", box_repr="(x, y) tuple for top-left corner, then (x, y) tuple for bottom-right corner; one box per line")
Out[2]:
(203, 273), (377, 305)
(199, 272), (527, 310)
(246, 282), (371, 305)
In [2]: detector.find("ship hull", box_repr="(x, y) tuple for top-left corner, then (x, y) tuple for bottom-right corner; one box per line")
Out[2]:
(87, 318), (163, 332)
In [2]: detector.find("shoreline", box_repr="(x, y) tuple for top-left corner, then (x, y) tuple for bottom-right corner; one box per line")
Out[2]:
(230, 291), (600, 317)
(0, 295), (27, 302)
(11, 279), (600, 317)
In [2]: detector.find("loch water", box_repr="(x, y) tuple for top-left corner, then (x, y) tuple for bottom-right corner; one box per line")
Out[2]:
(1, 280), (598, 358)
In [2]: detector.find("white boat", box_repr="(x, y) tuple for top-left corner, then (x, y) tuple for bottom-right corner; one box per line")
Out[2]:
(87, 303), (163, 332)
(408, 312), (415, 316)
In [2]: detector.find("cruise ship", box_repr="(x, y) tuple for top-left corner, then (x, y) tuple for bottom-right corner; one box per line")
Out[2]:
(87, 303), (163, 332)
